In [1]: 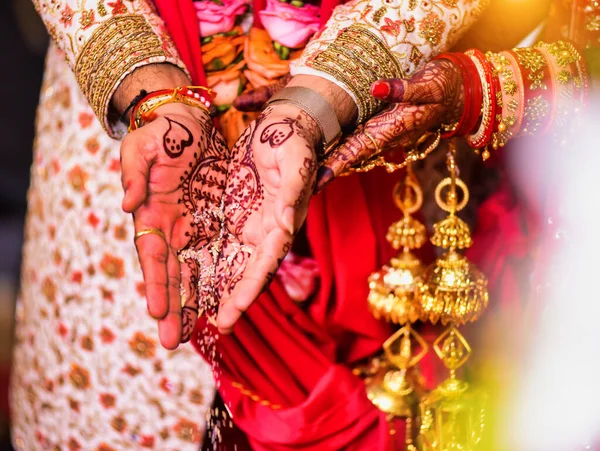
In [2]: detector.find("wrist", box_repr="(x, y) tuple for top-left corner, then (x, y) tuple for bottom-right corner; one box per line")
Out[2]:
(112, 63), (191, 115)
(287, 75), (357, 127)
(153, 102), (211, 123)
(262, 104), (322, 151)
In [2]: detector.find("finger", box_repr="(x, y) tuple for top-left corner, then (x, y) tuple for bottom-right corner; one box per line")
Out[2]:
(314, 165), (335, 194)
(157, 246), (183, 349)
(274, 150), (316, 235)
(233, 75), (291, 112)
(179, 257), (200, 344)
(135, 227), (171, 320)
(217, 228), (291, 334)
(315, 126), (380, 190)
(120, 133), (156, 213)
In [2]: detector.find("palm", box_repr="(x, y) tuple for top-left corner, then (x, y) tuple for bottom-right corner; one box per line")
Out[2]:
(214, 106), (318, 333)
(121, 105), (229, 348)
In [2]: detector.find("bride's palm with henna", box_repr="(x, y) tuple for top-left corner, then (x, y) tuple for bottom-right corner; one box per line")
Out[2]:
(121, 102), (229, 349)
(316, 59), (464, 190)
(215, 105), (318, 333)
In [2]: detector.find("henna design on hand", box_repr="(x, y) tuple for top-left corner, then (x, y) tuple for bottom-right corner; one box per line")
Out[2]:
(294, 110), (322, 150)
(163, 117), (194, 158)
(295, 157), (318, 208)
(315, 59), (464, 191)
(260, 119), (295, 148)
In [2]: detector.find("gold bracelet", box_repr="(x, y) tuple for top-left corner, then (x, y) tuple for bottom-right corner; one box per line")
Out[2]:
(129, 86), (213, 132)
(341, 130), (441, 176)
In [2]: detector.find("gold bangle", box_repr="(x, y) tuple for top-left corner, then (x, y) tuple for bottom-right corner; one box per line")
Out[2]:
(74, 15), (172, 136)
(311, 24), (404, 124)
(129, 87), (212, 132)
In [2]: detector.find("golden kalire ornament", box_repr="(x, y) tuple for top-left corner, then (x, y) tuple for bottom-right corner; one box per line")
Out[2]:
(415, 149), (488, 327)
(365, 167), (428, 426)
(367, 167), (426, 324)
(416, 146), (489, 451)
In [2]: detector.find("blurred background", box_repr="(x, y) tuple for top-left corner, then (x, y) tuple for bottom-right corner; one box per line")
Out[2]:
(0, 0), (47, 448)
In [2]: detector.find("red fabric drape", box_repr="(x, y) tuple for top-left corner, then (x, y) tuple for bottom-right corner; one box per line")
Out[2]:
(153, 0), (208, 86)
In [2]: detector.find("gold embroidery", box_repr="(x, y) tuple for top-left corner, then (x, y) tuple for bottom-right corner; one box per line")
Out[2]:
(419, 12), (446, 46)
(410, 46), (423, 65)
(373, 7), (387, 24)
(97, 0), (108, 17)
(74, 14), (167, 134)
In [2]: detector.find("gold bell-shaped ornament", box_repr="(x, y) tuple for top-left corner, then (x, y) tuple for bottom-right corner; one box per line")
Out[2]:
(367, 166), (427, 325)
(415, 144), (489, 326)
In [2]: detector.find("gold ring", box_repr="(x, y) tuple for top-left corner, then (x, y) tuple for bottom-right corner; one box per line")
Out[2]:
(363, 131), (381, 155)
(134, 228), (166, 243)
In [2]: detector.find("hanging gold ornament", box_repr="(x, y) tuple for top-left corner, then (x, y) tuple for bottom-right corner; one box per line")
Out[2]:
(415, 142), (488, 450)
(365, 166), (429, 451)
(416, 143), (489, 326)
(365, 324), (428, 417)
(367, 167), (427, 325)
(416, 325), (487, 451)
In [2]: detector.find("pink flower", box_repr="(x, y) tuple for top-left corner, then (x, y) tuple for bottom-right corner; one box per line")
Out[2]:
(259, 0), (320, 49)
(194, 0), (249, 37)
(277, 252), (320, 302)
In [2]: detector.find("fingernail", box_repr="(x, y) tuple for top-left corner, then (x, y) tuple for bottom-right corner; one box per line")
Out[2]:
(315, 166), (334, 193)
(371, 81), (390, 99)
(282, 206), (295, 235)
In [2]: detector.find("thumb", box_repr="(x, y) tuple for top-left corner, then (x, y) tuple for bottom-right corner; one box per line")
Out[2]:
(371, 76), (439, 104)
(120, 133), (154, 213)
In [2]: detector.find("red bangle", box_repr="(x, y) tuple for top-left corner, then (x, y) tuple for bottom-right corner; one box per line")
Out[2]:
(512, 47), (553, 136)
(465, 49), (497, 150)
(435, 53), (482, 138)
(487, 53), (503, 151)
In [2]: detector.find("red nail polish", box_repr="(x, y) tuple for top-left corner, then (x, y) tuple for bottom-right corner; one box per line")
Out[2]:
(371, 81), (390, 99)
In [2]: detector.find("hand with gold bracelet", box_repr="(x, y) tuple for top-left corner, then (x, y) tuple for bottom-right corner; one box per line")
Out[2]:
(115, 65), (230, 349)
(214, 74), (355, 333)
(315, 59), (465, 191)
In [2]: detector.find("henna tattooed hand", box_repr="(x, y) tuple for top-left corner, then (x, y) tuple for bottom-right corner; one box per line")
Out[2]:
(316, 59), (464, 191)
(215, 104), (319, 333)
(120, 102), (229, 349)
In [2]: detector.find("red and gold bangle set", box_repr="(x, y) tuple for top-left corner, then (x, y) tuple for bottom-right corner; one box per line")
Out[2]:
(128, 86), (215, 132)
(437, 40), (587, 158)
